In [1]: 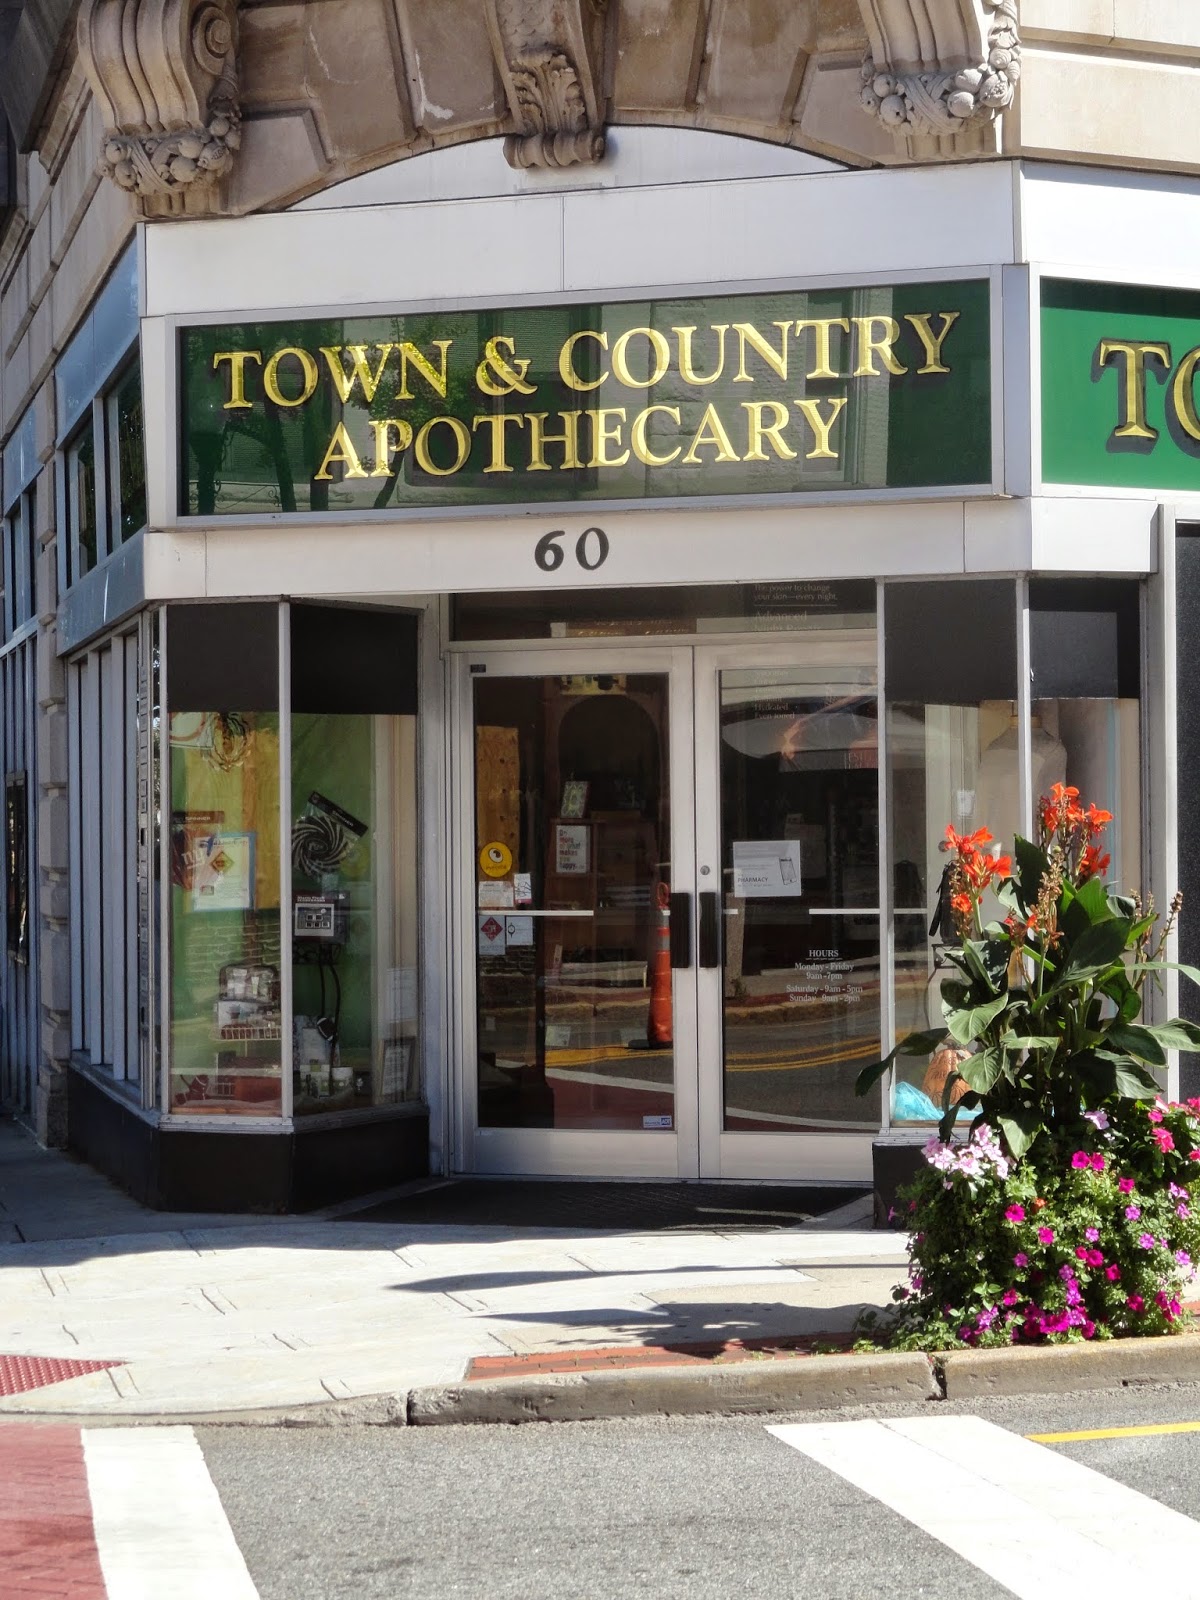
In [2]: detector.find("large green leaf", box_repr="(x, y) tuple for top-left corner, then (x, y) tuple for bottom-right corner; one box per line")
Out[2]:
(1055, 918), (1133, 985)
(854, 1028), (947, 1095)
(1060, 875), (1113, 942)
(961, 938), (1011, 994)
(957, 1047), (1004, 1095)
(1078, 1049), (1161, 1099)
(1129, 961), (1200, 989)
(1013, 837), (1048, 910)
(1140, 1020), (1200, 1052)
(997, 1107), (1041, 1159)
(945, 991), (1009, 1046)
(1106, 1023), (1167, 1067)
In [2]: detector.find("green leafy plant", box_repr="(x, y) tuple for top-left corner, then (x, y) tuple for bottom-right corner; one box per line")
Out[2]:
(856, 785), (1200, 1346)
(858, 785), (1200, 1157)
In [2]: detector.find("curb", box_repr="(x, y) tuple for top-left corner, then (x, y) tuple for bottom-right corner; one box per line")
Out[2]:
(408, 1352), (939, 1426)
(941, 1333), (1200, 1399)
(7, 1333), (1200, 1429)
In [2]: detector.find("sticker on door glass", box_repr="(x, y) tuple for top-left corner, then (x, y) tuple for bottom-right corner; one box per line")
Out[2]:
(479, 841), (513, 878)
(642, 1114), (673, 1130)
(478, 912), (507, 955)
(731, 839), (802, 897)
(505, 914), (534, 947)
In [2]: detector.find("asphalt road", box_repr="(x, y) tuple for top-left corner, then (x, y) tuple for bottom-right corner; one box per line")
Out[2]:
(197, 1383), (1200, 1600)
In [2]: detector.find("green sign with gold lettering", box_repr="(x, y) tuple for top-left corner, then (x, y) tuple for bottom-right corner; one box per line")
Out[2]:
(1042, 278), (1200, 490)
(179, 281), (991, 517)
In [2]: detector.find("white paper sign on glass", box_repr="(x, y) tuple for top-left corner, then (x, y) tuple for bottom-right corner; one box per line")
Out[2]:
(731, 838), (802, 898)
(506, 914), (534, 947)
(555, 824), (590, 875)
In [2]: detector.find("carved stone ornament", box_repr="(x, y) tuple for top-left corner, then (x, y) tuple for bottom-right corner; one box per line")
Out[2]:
(486, 0), (607, 170)
(504, 47), (606, 169)
(859, 0), (1021, 137)
(78, 0), (241, 210)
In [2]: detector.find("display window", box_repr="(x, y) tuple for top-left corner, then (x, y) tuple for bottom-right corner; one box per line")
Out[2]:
(885, 578), (1142, 1125)
(168, 604), (282, 1115)
(165, 601), (421, 1119)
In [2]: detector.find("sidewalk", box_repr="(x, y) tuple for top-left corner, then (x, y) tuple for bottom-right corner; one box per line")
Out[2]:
(0, 1118), (906, 1420)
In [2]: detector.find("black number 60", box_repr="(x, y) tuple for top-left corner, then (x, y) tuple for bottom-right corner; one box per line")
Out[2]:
(534, 527), (609, 574)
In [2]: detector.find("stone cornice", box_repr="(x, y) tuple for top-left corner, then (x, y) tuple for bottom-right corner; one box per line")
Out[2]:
(857, 0), (1020, 138)
(77, 0), (241, 215)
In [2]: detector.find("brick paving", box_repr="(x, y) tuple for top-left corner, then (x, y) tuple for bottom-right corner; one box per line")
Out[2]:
(0, 1356), (125, 1398)
(467, 1332), (855, 1379)
(0, 1424), (107, 1598)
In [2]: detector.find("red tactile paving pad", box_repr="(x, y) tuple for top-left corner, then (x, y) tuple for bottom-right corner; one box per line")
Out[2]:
(0, 1354), (123, 1397)
(0, 1424), (107, 1598)
(468, 1333), (852, 1380)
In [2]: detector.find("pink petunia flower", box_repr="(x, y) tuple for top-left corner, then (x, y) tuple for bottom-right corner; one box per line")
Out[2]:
(1119, 1178), (1136, 1193)
(1091, 1153), (1106, 1171)
(1085, 1228), (1100, 1241)
(1075, 1246), (1089, 1261)
(1127, 1295), (1146, 1312)
(1001, 1288), (1020, 1307)
(1005, 1204), (1026, 1222)
(1125, 1205), (1141, 1220)
(1148, 1108), (1164, 1123)
(1084, 1110), (1110, 1131)
(1154, 1129), (1177, 1153)
(1014, 1252), (1028, 1267)
(1037, 1226), (1055, 1245)
(1082, 1320), (1097, 1338)
(1071, 1151), (1091, 1169)
(1086, 1248), (1104, 1267)
(1105, 1265), (1121, 1281)
(1138, 1233), (1156, 1249)
(1177, 1250), (1192, 1267)
(1178, 1204), (1191, 1219)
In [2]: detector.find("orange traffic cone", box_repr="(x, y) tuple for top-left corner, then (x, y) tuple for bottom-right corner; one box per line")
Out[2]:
(647, 881), (673, 1048)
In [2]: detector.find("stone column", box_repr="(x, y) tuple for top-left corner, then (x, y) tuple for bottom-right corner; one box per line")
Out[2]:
(33, 378), (70, 1148)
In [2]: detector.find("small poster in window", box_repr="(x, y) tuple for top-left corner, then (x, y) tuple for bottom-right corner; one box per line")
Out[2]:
(555, 824), (590, 875)
(478, 912), (507, 955)
(513, 872), (533, 906)
(560, 780), (589, 819)
(191, 832), (255, 911)
(731, 839), (802, 898)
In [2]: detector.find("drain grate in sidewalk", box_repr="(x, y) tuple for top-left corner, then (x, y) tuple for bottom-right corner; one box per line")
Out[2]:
(467, 1334), (855, 1380)
(0, 1355), (124, 1397)
(343, 1180), (869, 1230)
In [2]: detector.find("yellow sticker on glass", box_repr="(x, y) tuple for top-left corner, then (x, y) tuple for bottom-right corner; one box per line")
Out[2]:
(479, 841), (513, 879)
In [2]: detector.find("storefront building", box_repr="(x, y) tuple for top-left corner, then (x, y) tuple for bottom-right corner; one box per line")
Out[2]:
(3, 2), (1200, 1210)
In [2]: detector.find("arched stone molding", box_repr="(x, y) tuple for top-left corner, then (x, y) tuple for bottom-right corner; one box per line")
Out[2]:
(77, 0), (241, 216)
(856, 0), (1020, 139)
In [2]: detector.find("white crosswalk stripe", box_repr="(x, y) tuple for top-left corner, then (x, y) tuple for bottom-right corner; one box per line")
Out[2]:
(82, 1425), (259, 1600)
(769, 1414), (1200, 1600)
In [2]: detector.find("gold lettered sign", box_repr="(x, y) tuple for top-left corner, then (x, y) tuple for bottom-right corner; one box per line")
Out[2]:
(179, 281), (991, 516)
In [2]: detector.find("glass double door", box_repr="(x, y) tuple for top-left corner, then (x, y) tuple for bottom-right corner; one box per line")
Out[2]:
(455, 639), (879, 1181)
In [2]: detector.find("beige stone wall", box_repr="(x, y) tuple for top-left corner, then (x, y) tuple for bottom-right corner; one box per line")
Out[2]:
(0, 61), (135, 1145)
(1015, 2), (1200, 173)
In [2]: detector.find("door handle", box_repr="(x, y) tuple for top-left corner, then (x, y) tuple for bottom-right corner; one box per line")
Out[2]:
(668, 892), (692, 969)
(698, 891), (721, 969)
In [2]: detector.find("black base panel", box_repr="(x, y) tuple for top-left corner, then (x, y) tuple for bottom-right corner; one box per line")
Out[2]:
(341, 1180), (869, 1231)
(67, 1066), (429, 1212)
(871, 1140), (926, 1228)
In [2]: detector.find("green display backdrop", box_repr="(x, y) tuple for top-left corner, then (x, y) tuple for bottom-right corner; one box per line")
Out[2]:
(1042, 278), (1200, 490)
(179, 281), (991, 517)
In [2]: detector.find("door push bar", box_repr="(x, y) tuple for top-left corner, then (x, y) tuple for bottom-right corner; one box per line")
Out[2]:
(698, 890), (721, 969)
(668, 892), (692, 969)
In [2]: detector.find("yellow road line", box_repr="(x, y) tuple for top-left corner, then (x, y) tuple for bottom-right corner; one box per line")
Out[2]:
(1028, 1421), (1200, 1443)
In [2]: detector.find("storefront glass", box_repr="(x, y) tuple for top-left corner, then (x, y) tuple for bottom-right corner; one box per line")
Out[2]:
(717, 656), (880, 1132)
(473, 672), (673, 1130)
(168, 605), (282, 1115)
(885, 581), (1020, 1124)
(290, 605), (421, 1114)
